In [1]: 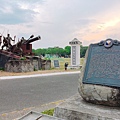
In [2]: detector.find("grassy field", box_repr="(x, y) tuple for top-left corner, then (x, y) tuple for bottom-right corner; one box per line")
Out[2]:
(50, 58), (84, 69)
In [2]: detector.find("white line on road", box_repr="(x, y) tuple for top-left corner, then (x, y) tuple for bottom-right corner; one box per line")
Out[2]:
(0, 71), (80, 80)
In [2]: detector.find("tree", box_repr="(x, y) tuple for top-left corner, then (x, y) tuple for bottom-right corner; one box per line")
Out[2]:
(80, 45), (88, 58)
(32, 45), (88, 58)
(64, 46), (71, 55)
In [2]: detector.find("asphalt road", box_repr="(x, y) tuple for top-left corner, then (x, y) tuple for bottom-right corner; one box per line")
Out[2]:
(0, 73), (79, 114)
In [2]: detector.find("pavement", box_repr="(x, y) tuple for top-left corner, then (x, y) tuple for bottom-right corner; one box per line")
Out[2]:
(0, 99), (65, 120)
(0, 70), (80, 120)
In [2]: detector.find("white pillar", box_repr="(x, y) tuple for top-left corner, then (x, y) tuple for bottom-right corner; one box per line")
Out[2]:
(69, 38), (82, 66)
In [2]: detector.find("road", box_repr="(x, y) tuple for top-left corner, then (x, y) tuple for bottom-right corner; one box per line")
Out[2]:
(0, 73), (79, 114)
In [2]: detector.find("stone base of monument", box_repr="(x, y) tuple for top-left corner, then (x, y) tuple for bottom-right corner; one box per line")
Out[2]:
(54, 93), (120, 120)
(67, 65), (82, 69)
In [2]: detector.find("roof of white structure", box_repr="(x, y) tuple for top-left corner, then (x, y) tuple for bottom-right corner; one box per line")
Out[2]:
(69, 38), (82, 45)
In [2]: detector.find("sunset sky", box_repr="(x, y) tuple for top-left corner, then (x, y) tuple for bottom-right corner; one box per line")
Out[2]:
(0, 0), (120, 49)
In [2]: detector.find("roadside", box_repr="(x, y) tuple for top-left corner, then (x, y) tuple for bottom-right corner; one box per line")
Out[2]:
(0, 69), (79, 77)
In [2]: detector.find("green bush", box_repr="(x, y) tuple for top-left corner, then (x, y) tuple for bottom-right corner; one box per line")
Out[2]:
(44, 57), (50, 60)
(0, 67), (4, 71)
(34, 67), (37, 71)
(20, 57), (26, 60)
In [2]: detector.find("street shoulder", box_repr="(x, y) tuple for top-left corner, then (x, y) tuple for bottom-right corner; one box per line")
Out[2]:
(0, 69), (80, 77)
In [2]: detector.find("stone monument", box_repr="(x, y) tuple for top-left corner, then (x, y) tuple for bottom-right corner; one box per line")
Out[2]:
(69, 38), (82, 69)
(54, 39), (120, 120)
(78, 38), (120, 106)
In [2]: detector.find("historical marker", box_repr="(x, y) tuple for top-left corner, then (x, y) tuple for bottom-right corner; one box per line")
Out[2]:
(83, 39), (120, 87)
(53, 60), (59, 68)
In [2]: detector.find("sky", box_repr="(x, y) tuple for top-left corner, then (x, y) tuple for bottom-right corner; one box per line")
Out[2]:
(0, 0), (120, 49)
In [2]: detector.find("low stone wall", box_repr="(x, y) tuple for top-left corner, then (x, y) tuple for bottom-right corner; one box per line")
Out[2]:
(41, 60), (51, 70)
(4, 59), (51, 72)
(32, 59), (39, 71)
(5, 60), (34, 72)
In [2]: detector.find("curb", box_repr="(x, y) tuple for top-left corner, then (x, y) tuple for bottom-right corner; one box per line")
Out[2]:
(0, 71), (80, 80)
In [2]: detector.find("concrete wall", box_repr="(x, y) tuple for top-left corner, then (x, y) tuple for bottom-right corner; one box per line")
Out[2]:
(31, 59), (51, 70)
(5, 59), (51, 72)
(32, 59), (39, 71)
(41, 60), (51, 70)
(5, 60), (34, 72)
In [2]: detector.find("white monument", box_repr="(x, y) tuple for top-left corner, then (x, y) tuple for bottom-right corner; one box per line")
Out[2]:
(69, 38), (82, 69)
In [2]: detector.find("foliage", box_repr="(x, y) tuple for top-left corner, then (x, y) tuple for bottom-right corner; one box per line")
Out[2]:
(80, 45), (88, 58)
(0, 67), (4, 71)
(20, 57), (26, 60)
(32, 45), (88, 58)
(32, 49), (35, 53)
(44, 57), (50, 60)
(42, 109), (54, 116)
(64, 46), (71, 55)
(34, 67), (37, 71)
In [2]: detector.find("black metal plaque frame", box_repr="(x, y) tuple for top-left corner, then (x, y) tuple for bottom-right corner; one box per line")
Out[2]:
(83, 39), (120, 88)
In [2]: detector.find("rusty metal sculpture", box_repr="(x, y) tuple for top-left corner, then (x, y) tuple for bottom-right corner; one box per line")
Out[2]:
(0, 35), (2, 46)
(12, 35), (41, 56)
(11, 38), (25, 55)
(1, 34), (16, 51)
(2, 36), (9, 50)
(0, 33), (41, 71)
(1, 34), (41, 56)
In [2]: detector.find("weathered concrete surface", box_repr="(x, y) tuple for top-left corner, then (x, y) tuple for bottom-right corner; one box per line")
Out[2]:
(5, 60), (34, 72)
(0, 100), (64, 120)
(18, 111), (64, 120)
(78, 49), (120, 106)
(54, 93), (120, 120)
(41, 60), (51, 70)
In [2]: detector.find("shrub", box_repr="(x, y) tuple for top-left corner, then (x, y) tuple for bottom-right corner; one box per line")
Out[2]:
(42, 109), (54, 116)
(0, 67), (4, 71)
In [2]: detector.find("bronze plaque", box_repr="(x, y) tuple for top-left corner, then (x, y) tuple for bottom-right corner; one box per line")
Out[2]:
(83, 39), (120, 87)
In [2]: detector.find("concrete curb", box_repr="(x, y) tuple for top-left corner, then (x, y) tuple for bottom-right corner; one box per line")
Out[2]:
(0, 71), (80, 80)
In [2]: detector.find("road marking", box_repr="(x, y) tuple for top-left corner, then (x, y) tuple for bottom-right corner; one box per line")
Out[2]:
(0, 71), (80, 80)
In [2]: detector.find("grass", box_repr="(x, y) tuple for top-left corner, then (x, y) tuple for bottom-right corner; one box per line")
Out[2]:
(42, 109), (54, 116)
(50, 58), (84, 69)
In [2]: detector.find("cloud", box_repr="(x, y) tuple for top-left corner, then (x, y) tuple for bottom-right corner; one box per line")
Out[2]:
(1, 0), (120, 48)
(0, 0), (45, 24)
